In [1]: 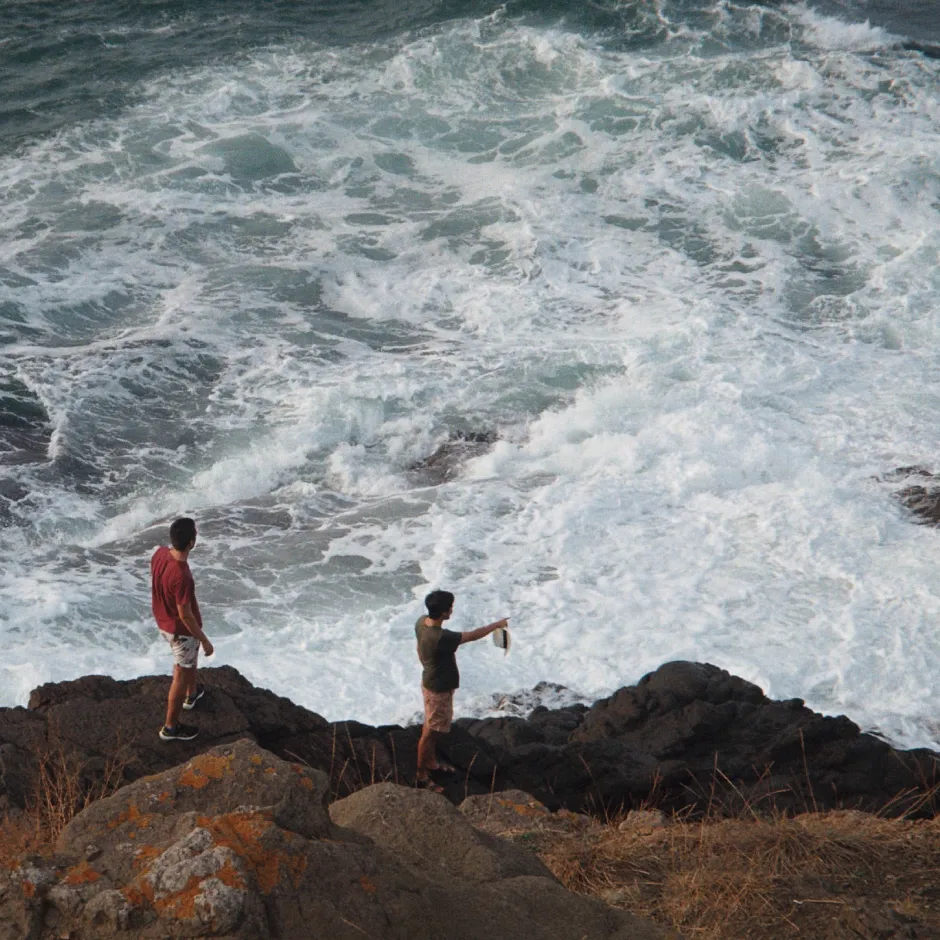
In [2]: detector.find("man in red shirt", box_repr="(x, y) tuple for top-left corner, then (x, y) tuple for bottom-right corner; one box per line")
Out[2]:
(151, 517), (214, 741)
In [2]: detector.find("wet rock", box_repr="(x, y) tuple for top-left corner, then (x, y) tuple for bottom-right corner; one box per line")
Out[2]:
(408, 429), (498, 484)
(884, 466), (940, 524)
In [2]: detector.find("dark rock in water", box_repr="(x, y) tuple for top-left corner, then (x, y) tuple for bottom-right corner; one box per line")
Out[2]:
(2, 662), (939, 828)
(903, 40), (940, 59)
(898, 485), (940, 525)
(884, 466), (940, 524)
(485, 680), (586, 717)
(409, 429), (498, 484)
(0, 739), (670, 940)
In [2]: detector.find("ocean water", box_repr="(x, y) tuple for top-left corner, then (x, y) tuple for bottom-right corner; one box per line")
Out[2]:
(1, 0), (939, 745)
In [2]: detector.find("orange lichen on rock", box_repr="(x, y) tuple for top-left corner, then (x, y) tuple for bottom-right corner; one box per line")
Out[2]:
(215, 859), (247, 890)
(178, 753), (234, 790)
(108, 801), (145, 830)
(21, 880), (36, 898)
(360, 875), (376, 895)
(288, 763), (316, 790)
(104, 801), (156, 842)
(122, 878), (155, 908)
(155, 875), (202, 920)
(196, 811), (307, 894)
(499, 797), (550, 819)
(153, 858), (246, 921)
(63, 861), (102, 885)
(133, 845), (162, 869)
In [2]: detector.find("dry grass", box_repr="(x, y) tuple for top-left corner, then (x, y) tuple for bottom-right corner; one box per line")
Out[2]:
(287, 725), (404, 802)
(31, 736), (129, 842)
(538, 809), (940, 939)
(0, 811), (51, 868)
(0, 731), (130, 868)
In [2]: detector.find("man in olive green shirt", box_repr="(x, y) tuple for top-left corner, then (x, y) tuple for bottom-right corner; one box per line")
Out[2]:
(415, 589), (508, 791)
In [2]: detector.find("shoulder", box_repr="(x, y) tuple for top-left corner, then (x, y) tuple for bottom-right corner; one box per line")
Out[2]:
(155, 552), (185, 582)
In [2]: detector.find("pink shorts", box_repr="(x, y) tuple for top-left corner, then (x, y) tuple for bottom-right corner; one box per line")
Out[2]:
(161, 631), (199, 669)
(422, 687), (454, 733)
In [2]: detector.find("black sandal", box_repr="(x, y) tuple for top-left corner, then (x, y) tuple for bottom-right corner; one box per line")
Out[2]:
(415, 777), (445, 793)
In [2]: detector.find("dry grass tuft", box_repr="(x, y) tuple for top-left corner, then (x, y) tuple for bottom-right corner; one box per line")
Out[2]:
(539, 809), (940, 939)
(31, 732), (130, 844)
(0, 811), (52, 869)
(0, 730), (130, 867)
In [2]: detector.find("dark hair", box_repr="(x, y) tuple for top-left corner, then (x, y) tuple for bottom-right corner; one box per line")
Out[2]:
(169, 517), (197, 551)
(425, 590), (454, 619)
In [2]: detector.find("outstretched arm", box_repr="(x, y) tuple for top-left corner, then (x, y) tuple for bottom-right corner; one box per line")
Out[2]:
(458, 618), (509, 645)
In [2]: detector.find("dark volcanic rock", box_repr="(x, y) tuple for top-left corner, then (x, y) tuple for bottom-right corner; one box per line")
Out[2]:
(884, 465), (940, 524)
(2, 665), (503, 814)
(457, 661), (940, 816)
(408, 429), (498, 484)
(2, 661), (939, 824)
(23, 665), (331, 790)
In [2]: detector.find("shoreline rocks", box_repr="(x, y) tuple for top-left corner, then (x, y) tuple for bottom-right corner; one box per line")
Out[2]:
(1, 661), (938, 822)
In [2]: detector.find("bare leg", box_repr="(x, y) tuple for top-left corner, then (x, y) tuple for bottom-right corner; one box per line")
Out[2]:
(416, 725), (438, 779)
(184, 658), (198, 699)
(165, 665), (195, 728)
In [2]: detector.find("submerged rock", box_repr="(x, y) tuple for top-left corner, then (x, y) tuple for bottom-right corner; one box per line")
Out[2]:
(884, 466), (940, 524)
(408, 429), (498, 484)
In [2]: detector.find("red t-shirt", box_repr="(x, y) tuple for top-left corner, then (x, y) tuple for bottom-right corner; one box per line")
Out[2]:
(151, 546), (202, 636)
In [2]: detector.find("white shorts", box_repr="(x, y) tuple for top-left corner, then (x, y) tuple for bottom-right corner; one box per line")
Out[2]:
(161, 631), (199, 669)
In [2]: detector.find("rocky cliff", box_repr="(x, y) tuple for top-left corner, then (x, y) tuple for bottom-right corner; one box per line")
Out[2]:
(2, 661), (937, 820)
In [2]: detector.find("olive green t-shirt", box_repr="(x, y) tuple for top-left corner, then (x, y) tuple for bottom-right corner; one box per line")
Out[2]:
(415, 616), (462, 692)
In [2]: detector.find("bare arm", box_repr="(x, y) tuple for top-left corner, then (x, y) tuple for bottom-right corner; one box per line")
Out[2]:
(178, 603), (214, 656)
(458, 618), (509, 646)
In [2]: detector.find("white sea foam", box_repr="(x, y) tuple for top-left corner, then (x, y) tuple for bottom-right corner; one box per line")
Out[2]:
(1, 4), (939, 747)
(790, 4), (896, 51)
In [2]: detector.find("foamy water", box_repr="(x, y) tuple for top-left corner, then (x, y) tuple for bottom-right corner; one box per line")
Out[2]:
(1, 0), (939, 746)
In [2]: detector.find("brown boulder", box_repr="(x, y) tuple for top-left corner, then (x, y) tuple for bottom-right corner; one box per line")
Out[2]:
(0, 740), (673, 940)
(329, 781), (549, 883)
(459, 789), (594, 838)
